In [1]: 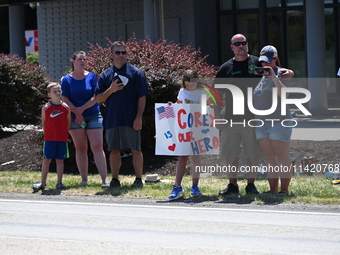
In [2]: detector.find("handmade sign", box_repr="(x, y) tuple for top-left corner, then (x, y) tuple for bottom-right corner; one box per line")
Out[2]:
(155, 103), (220, 155)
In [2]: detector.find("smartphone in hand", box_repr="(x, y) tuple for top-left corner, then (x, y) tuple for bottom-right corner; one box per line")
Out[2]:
(114, 75), (129, 86)
(115, 76), (123, 84)
(254, 67), (270, 76)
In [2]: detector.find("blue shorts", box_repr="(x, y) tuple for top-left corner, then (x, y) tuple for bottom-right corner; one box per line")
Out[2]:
(255, 121), (293, 142)
(43, 141), (69, 159)
(70, 113), (103, 130)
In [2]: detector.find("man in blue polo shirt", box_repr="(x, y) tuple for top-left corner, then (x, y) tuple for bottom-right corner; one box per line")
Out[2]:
(95, 41), (150, 188)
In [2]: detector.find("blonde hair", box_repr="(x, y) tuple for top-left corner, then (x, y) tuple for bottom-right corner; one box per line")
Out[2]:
(46, 82), (61, 93)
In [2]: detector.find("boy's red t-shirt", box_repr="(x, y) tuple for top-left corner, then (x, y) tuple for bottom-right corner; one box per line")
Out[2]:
(43, 102), (70, 142)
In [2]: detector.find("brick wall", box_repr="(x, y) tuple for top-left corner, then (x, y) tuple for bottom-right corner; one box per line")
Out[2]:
(38, 0), (219, 80)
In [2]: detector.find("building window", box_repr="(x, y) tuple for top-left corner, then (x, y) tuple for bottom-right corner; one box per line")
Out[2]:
(220, 0), (232, 10)
(267, 0), (282, 8)
(219, 15), (233, 62)
(267, 11), (284, 59)
(236, 13), (259, 54)
(286, 10), (305, 77)
(325, 8), (336, 92)
(236, 0), (259, 9)
(286, 0), (303, 6)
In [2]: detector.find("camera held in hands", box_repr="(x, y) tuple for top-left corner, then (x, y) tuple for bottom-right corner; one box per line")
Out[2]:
(254, 67), (270, 76)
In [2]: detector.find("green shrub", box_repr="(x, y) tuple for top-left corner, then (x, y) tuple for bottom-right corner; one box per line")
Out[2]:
(0, 53), (49, 128)
(86, 36), (218, 149)
(26, 52), (39, 65)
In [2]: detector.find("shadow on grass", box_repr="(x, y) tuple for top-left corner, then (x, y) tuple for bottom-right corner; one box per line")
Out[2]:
(36, 185), (90, 196)
(156, 193), (294, 205)
(95, 185), (143, 197)
(217, 193), (295, 205)
(155, 195), (219, 204)
(35, 189), (62, 196)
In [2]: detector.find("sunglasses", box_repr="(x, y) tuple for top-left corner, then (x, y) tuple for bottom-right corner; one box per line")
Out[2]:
(114, 51), (127, 55)
(232, 41), (248, 46)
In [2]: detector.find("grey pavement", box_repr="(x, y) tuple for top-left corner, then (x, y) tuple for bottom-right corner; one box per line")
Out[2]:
(1, 198), (339, 255)
(291, 108), (340, 141)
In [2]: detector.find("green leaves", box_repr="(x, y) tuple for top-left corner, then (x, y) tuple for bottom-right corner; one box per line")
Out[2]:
(0, 53), (49, 127)
(86, 36), (218, 149)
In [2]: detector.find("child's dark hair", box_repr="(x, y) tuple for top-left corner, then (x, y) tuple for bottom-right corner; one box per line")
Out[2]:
(182, 70), (200, 88)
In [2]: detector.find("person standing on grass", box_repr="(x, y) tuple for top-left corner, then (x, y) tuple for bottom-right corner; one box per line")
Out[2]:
(214, 34), (294, 197)
(32, 82), (71, 192)
(61, 51), (110, 187)
(95, 41), (150, 188)
(168, 70), (214, 200)
(253, 45), (293, 196)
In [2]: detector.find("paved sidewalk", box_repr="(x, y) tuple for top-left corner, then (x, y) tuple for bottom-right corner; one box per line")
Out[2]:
(291, 108), (340, 141)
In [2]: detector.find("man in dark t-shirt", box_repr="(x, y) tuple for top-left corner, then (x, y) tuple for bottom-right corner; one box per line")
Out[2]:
(95, 41), (150, 189)
(214, 34), (293, 196)
(216, 54), (261, 122)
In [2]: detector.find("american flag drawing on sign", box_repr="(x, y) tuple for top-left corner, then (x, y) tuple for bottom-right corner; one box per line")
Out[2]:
(157, 106), (175, 120)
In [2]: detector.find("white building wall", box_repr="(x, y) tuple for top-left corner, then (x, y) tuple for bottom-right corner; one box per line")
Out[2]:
(163, 0), (196, 46)
(39, 0), (143, 79)
(38, 0), (218, 80)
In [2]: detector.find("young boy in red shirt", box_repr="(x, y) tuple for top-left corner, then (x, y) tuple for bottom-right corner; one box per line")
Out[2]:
(32, 82), (71, 192)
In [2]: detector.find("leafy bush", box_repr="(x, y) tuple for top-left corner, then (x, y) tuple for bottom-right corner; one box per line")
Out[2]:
(86, 36), (218, 149)
(0, 53), (49, 128)
(26, 52), (39, 65)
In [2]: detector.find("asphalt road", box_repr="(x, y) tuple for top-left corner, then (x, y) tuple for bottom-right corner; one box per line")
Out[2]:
(1, 197), (340, 255)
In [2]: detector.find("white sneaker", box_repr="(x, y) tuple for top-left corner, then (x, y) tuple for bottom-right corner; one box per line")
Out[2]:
(32, 183), (45, 192)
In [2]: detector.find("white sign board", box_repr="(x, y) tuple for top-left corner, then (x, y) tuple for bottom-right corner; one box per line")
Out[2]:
(155, 103), (220, 155)
(25, 30), (38, 52)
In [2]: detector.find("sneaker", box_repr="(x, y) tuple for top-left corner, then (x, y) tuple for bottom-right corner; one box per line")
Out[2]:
(101, 179), (111, 188)
(191, 184), (202, 196)
(168, 185), (184, 200)
(131, 179), (143, 188)
(110, 179), (121, 188)
(219, 183), (239, 196)
(79, 181), (88, 186)
(56, 183), (66, 189)
(32, 183), (45, 193)
(245, 183), (259, 195)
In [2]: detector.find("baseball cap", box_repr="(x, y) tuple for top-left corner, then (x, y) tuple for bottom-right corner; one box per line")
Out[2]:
(259, 45), (278, 63)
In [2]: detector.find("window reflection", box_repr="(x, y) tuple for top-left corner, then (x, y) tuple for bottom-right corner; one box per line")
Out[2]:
(236, 0), (259, 9)
(267, 0), (282, 8)
(287, 10), (305, 77)
(220, 0), (232, 10)
(286, 0), (303, 6)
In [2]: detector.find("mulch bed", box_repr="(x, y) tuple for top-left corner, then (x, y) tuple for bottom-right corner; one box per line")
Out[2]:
(0, 129), (339, 176)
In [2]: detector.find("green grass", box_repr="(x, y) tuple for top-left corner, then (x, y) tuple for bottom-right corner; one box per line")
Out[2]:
(1, 171), (340, 204)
